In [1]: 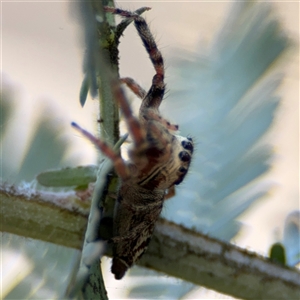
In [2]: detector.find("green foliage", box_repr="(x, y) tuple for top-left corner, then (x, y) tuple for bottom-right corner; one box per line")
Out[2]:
(37, 165), (97, 187)
(0, 83), (73, 184)
(269, 242), (286, 265)
(283, 210), (300, 266)
(79, 73), (90, 107)
(16, 113), (71, 183)
(0, 86), (15, 177)
(163, 1), (288, 242)
(0, 85), (14, 142)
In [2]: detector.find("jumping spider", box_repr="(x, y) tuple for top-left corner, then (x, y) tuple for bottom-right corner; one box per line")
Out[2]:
(72, 6), (193, 279)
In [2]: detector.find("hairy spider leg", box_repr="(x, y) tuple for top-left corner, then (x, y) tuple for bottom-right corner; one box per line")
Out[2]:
(120, 77), (147, 99)
(112, 83), (146, 148)
(120, 77), (178, 131)
(104, 6), (151, 17)
(71, 122), (130, 180)
(104, 7), (165, 110)
(147, 110), (179, 131)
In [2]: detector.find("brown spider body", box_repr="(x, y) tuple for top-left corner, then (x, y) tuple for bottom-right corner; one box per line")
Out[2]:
(72, 7), (193, 280)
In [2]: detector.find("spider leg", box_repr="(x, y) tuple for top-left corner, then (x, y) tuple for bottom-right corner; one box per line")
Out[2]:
(121, 77), (178, 131)
(71, 122), (130, 180)
(147, 122), (170, 147)
(104, 7), (165, 110)
(144, 110), (179, 131)
(120, 77), (146, 99)
(112, 83), (146, 148)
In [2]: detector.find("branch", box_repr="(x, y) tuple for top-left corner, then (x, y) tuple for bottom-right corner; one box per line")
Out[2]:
(1, 184), (300, 299)
(0, 183), (88, 249)
(143, 220), (300, 300)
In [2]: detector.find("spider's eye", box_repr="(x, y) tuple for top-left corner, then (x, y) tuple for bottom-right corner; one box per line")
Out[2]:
(179, 151), (191, 162)
(179, 167), (187, 173)
(181, 140), (193, 153)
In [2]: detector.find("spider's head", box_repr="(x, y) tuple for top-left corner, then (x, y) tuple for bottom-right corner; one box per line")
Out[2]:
(172, 135), (194, 186)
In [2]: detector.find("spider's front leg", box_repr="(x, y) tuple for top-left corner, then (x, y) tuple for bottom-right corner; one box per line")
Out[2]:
(120, 77), (146, 99)
(108, 6), (179, 132)
(112, 83), (146, 148)
(71, 122), (130, 181)
(120, 77), (179, 131)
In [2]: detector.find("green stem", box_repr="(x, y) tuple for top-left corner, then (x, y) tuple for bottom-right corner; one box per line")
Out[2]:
(67, 0), (121, 298)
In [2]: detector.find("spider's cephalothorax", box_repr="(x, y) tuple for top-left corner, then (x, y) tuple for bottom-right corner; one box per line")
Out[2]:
(72, 7), (193, 279)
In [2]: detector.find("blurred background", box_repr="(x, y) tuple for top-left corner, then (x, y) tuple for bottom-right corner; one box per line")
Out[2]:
(1, 0), (299, 299)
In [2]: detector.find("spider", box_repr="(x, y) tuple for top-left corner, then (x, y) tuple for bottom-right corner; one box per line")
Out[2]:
(72, 6), (193, 280)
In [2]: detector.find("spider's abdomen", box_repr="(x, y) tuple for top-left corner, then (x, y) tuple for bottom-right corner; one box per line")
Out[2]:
(111, 184), (165, 279)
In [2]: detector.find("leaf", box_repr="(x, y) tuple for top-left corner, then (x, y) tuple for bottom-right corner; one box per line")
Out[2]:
(0, 80), (17, 177)
(79, 73), (90, 107)
(37, 165), (97, 187)
(0, 79), (73, 184)
(16, 108), (71, 183)
(77, 0), (100, 105)
(1, 81), (79, 298)
(283, 210), (300, 266)
(269, 242), (286, 265)
(129, 1), (290, 298)
(162, 1), (288, 240)
(0, 83), (15, 143)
